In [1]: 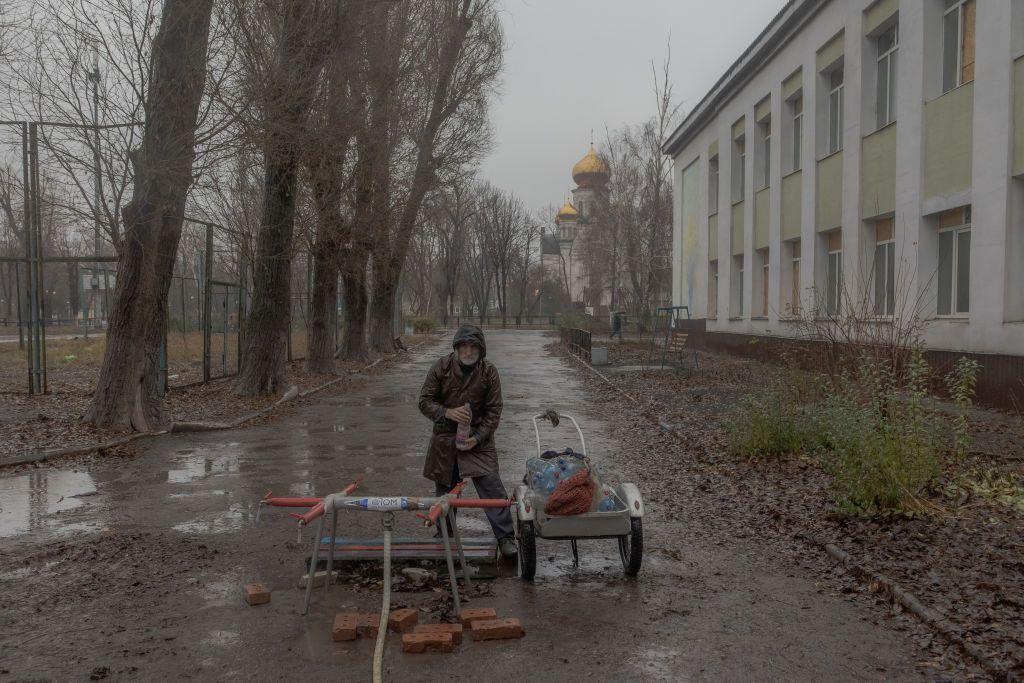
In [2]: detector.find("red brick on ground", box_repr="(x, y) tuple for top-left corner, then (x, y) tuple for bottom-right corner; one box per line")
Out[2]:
(458, 607), (497, 627)
(402, 632), (454, 653)
(357, 613), (381, 638)
(413, 622), (463, 645)
(332, 614), (359, 642)
(470, 618), (525, 641)
(243, 583), (270, 606)
(389, 608), (418, 633)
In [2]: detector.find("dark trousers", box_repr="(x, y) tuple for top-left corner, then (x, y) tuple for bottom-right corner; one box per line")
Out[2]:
(435, 459), (514, 540)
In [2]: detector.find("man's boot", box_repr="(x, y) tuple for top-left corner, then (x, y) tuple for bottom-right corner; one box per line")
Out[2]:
(498, 536), (518, 558)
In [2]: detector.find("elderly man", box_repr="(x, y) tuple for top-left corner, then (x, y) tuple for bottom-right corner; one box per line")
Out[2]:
(418, 324), (517, 558)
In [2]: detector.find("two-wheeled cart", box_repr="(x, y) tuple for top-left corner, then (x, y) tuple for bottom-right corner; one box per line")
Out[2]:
(512, 412), (645, 580)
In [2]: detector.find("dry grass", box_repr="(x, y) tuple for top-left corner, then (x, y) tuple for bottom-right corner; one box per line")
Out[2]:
(0, 328), (322, 392)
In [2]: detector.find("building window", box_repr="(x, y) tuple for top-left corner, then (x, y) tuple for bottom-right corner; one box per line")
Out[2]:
(873, 219), (896, 316)
(790, 95), (803, 172)
(758, 248), (770, 316)
(758, 118), (771, 189)
(708, 260), (719, 318)
(827, 68), (844, 154)
(578, 199), (586, 219)
(790, 240), (802, 315)
(876, 23), (898, 129)
(937, 206), (971, 315)
(733, 255), (744, 317)
(709, 155), (719, 214)
(942, 0), (976, 93)
(825, 230), (842, 316)
(733, 135), (745, 202)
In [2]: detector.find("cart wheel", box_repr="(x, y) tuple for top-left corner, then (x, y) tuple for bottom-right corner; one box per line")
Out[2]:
(518, 521), (537, 581)
(618, 517), (643, 576)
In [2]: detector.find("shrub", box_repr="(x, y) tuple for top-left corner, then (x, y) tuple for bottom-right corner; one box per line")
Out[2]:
(406, 316), (437, 334)
(727, 370), (823, 459)
(818, 349), (941, 516)
(727, 394), (816, 459)
(944, 356), (980, 459)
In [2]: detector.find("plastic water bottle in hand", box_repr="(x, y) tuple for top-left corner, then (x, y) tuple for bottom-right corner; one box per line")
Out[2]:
(455, 403), (473, 451)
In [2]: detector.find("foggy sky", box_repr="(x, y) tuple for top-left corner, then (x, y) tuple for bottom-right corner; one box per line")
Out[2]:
(480, 0), (788, 213)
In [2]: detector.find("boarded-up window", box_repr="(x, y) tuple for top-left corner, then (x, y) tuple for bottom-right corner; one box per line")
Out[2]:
(826, 230), (842, 315)
(791, 241), (802, 315)
(937, 206), (971, 315)
(874, 219), (896, 316)
(943, 0), (975, 92)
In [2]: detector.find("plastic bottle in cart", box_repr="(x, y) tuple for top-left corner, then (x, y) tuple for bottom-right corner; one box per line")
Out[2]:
(455, 403), (473, 450)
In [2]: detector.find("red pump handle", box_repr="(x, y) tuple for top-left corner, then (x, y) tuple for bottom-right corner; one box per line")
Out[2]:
(425, 480), (467, 525)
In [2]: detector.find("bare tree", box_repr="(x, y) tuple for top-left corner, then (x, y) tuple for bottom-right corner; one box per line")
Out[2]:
(88, 0), (215, 430)
(433, 177), (473, 323)
(303, 0), (365, 373)
(474, 182), (528, 325)
(596, 49), (681, 324)
(232, 0), (335, 394)
(366, 0), (502, 351)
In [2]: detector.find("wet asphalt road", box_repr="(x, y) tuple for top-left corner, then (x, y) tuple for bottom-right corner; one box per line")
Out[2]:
(0, 330), (929, 681)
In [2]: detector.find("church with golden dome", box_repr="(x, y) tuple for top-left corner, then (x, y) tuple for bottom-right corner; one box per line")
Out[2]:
(541, 144), (613, 314)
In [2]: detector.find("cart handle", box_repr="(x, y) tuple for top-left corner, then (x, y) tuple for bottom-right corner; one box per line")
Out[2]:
(531, 412), (587, 458)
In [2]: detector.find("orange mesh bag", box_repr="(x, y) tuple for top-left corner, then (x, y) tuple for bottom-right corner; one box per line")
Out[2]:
(543, 470), (596, 516)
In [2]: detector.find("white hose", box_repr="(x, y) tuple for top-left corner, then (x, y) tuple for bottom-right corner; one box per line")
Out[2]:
(372, 527), (391, 683)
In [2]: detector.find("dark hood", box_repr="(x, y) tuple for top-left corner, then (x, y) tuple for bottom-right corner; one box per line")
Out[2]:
(452, 324), (486, 359)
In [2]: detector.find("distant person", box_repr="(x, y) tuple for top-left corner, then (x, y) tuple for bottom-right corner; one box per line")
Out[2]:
(418, 324), (517, 558)
(611, 311), (624, 340)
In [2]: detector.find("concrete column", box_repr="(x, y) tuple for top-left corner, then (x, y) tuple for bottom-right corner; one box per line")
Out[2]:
(717, 117), (732, 327)
(892, 0), (927, 323)
(671, 158), (684, 309)
(841, 7), (866, 309)
(768, 85), (784, 326)
(969, 0), (1014, 351)
(800, 49), (818, 315)
(743, 109), (756, 326)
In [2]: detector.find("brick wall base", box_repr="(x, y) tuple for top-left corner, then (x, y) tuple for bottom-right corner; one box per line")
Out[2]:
(692, 328), (1024, 412)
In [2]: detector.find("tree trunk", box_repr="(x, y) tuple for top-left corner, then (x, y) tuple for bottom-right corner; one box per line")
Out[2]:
(233, 159), (297, 394)
(368, 252), (397, 352)
(87, 0), (213, 431)
(66, 262), (79, 319)
(306, 244), (338, 373)
(234, 0), (326, 395)
(340, 247), (369, 360)
(365, 2), (474, 353)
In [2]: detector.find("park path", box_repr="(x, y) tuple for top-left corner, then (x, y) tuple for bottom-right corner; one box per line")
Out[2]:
(0, 330), (929, 681)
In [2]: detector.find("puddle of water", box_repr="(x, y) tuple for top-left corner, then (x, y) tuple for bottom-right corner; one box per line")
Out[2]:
(167, 451), (240, 484)
(631, 645), (683, 679)
(172, 502), (252, 535)
(168, 489), (229, 499)
(0, 470), (97, 538)
(201, 630), (240, 648)
(0, 559), (61, 582)
(288, 481), (315, 497)
(197, 576), (239, 609)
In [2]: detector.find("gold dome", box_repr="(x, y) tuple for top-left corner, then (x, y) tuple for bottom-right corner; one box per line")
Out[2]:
(555, 200), (579, 222)
(571, 144), (610, 187)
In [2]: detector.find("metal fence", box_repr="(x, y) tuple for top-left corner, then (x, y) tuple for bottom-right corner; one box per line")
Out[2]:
(560, 327), (592, 362)
(432, 314), (557, 330)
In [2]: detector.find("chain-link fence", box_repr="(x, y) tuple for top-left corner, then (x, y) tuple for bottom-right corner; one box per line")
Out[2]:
(0, 119), (326, 397)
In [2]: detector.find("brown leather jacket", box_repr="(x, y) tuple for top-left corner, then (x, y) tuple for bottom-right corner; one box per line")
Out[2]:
(418, 326), (502, 486)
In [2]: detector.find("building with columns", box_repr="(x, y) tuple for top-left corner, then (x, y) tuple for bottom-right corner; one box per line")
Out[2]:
(665, 0), (1024, 367)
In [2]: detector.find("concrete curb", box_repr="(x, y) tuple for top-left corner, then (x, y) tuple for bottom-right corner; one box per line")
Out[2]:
(170, 385), (301, 433)
(562, 347), (1017, 681)
(0, 430), (170, 468)
(0, 341), (436, 470)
